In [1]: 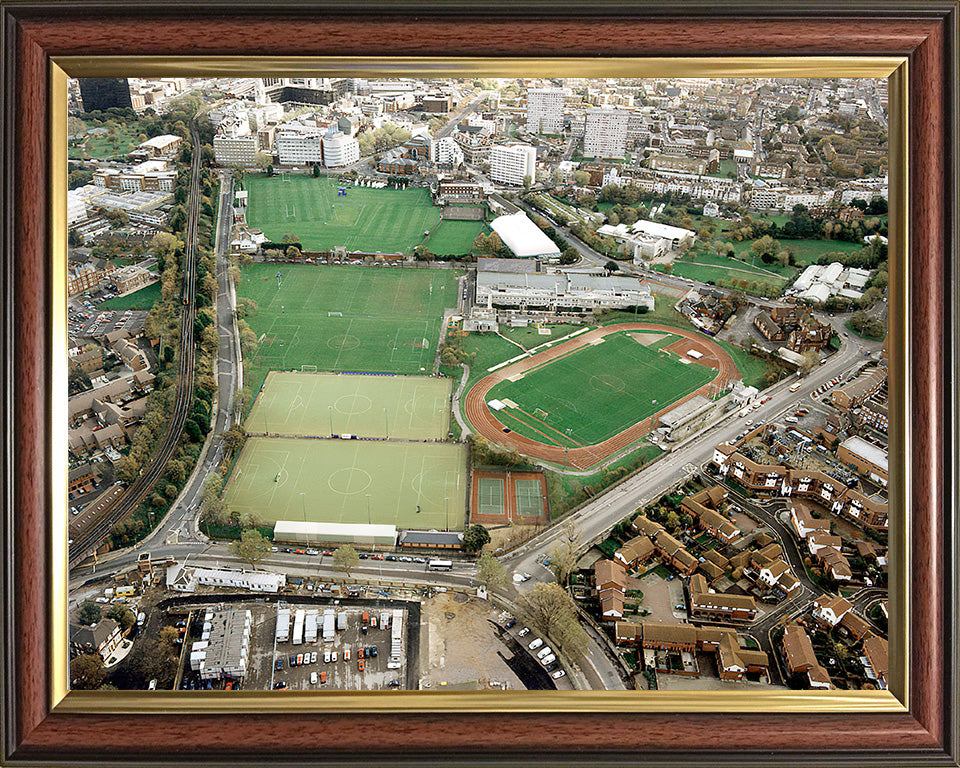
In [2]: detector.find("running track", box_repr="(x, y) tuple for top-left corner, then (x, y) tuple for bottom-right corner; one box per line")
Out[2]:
(463, 323), (740, 470)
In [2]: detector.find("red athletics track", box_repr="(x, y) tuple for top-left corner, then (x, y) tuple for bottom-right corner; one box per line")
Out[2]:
(463, 323), (740, 470)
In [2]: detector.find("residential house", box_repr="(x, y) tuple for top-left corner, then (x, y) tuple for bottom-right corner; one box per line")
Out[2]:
(812, 594), (853, 627)
(594, 559), (628, 621)
(688, 573), (757, 622)
(860, 633), (889, 689)
(781, 624), (833, 689)
(70, 618), (123, 662)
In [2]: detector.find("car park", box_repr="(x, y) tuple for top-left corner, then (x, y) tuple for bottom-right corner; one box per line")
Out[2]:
(358, 660), (365, 671)
(324, 650), (331, 663)
(541, 654), (556, 666)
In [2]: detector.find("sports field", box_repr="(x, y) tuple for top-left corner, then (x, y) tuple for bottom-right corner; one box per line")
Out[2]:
(238, 264), (461, 395)
(422, 219), (485, 255)
(244, 175), (442, 253)
(484, 331), (715, 447)
(224, 438), (467, 530)
(246, 371), (452, 440)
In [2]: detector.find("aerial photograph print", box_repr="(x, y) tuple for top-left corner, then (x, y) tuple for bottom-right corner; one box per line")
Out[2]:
(65, 73), (891, 696)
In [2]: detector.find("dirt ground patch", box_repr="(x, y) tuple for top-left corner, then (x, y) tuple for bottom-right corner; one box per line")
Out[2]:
(485, 524), (542, 554)
(635, 571), (687, 622)
(629, 332), (668, 347)
(420, 592), (522, 690)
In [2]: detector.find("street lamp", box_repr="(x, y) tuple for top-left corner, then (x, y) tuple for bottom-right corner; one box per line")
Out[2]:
(444, 497), (449, 531)
(366, 494), (371, 525)
(299, 492), (306, 523)
(328, 405), (334, 436)
(384, 407), (388, 438)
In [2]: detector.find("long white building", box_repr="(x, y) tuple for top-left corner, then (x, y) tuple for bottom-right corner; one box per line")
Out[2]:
(275, 123), (325, 165)
(584, 108), (631, 158)
(489, 143), (537, 186)
(526, 87), (565, 134)
(489, 211), (561, 259)
(476, 270), (654, 311)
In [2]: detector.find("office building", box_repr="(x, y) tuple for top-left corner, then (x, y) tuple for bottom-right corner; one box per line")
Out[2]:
(489, 143), (537, 186)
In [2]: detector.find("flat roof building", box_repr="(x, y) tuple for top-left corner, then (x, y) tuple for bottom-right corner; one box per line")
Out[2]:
(273, 520), (398, 547)
(489, 212), (561, 260)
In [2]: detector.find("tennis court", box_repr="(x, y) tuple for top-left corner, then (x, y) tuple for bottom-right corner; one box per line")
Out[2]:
(477, 477), (505, 517)
(484, 331), (715, 447)
(224, 438), (467, 530)
(514, 478), (544, 517)
(246, 371), (451, 440)
(244, 175), (441, 253)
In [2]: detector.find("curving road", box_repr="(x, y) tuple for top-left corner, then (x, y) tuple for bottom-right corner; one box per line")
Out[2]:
(463, 322), (739, 469)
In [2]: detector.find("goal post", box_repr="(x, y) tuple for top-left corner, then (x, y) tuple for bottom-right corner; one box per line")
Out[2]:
(301, 364), (318, 373)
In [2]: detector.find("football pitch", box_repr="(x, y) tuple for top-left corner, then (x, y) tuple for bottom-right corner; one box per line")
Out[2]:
(244, 175), (442, 253)
(484, 331), (715, 447)
(246, 371), (452, 440)
(422, 219), (485, 256)
(237, 264), (462, 395)
(224, 438), (467, 530)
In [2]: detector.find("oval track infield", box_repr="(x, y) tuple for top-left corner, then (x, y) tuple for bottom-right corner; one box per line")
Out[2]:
(463, 323), (739, 470)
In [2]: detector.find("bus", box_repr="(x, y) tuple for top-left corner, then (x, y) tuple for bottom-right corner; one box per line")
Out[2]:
(789, 382), (802, 392)
(427, 559), (453, 571)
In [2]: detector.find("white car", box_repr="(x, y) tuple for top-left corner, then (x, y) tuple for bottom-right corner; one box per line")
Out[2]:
(324, 650), (331, 663)
(332, 651), (338, 663)
(517, 627), (530, 637)
(541, 653), (556, 666)
(310, 652), (317, 664)
(536, 646), (553, 660)
(310, 672), (317, 685)
(528, 638), (543, 651)
(343, 648), (350, 661)
(551, 670), (566, 679)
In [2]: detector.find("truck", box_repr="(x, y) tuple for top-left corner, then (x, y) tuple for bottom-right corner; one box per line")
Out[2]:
(322, 609), (336, 642)
(292, 609), (305, 645)
(336, 612), (347, 631)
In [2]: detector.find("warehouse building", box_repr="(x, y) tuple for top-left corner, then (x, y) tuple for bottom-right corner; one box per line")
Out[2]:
(488, 211), (561, 260)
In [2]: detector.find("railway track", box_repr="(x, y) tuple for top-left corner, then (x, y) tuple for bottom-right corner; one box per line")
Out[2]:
(69, 124), (203, 569)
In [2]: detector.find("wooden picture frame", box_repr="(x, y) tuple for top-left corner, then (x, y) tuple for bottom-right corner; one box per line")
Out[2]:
(1, 2), (957, 765)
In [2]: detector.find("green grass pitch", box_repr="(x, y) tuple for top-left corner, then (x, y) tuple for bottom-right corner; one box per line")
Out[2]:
(223, 438), (468, 530)
(237, 263), (462, 397)
(244, 175), (442, 253)
(421, 219), (485, 255)
(484, 331), (715, 447)
(246, 371), (452, 440)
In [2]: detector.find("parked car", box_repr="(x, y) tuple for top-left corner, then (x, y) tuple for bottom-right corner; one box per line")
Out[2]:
(541, 654), (556, 666)
(358, 660), (365, 672)
(310, 651), (317, 664)
(528, 638), (544, 651)
(296, 654), (303, 666)
(324, 650), (331, 663)
(320, 671), (327, 684)
(310, 672), (317, 685)
(536, 646), (553, 660)
(551, 670), (566, 679)
(275, 658), (283, 671)
(504, 619), (516, 629)
(332, 651), (338, 663)
(368, 646), (377, 657)
(518, 627), (530, 637)
(289, 655), (296, 667)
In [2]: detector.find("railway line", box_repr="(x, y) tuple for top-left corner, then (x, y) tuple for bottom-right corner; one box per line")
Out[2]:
(69, 123), (203, 569)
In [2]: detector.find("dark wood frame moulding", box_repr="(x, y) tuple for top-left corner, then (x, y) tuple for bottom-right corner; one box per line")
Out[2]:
(1, 1), (957, 766)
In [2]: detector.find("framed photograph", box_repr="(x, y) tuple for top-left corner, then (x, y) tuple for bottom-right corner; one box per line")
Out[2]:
(1, 2), (957, 766)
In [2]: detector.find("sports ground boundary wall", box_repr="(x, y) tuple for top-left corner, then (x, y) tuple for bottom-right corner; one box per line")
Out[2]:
(441, 205), (485, 221)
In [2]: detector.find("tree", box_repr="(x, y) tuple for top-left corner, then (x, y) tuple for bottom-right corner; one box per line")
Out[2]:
(106, 605), (137, 633)
(78, 600), (102, 626)
(462, 524), (491, 553)
(333, 545), (360, 576)
(231, 528), (270, 569)
(800, 349), (821, 373)
(254, 152), (272, 171)
(559, 248), (579, 265)
(476, 553), (507, 590)
(572, 170), (591, 187)
(71, 654), (106, 690)
(751, 234), (781, 264)
(312, 162), (321, 177)
(548, 523), (581, 586)
(522, 174), (532, 189)
(604, 260), (620, 273)
(266, 164), (275, 177)
(515, 582), (589, 659)
(223, 424), (247, 455)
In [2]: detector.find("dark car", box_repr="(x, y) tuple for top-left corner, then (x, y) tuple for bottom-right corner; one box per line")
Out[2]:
(369, 646), (377, 657)
(289, 655), (296, 667)
(359, 553), (368, 559)
(504, 619), (516, 629)
(275, 658), (283, 671)
(385, 555), (398, 561)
